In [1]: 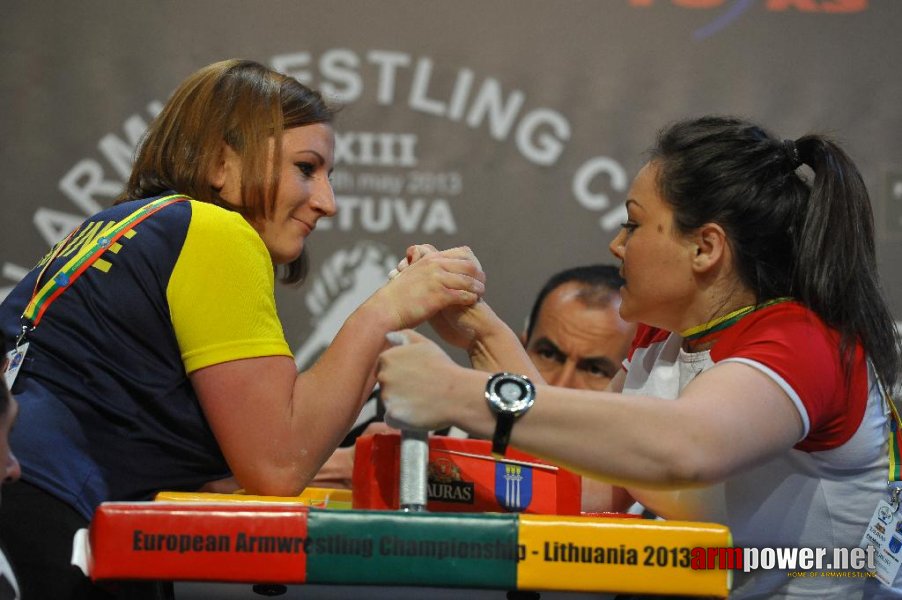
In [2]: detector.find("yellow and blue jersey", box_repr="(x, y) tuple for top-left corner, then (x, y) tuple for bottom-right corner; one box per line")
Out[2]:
(0, 196), (292, 519)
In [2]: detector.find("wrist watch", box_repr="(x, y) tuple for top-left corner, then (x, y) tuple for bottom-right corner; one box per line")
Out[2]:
(485, 372), (536, 456)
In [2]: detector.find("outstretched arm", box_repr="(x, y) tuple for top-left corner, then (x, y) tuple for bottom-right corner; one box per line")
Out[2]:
(192, 248), (485, 497)
(376, 331), (803, 490)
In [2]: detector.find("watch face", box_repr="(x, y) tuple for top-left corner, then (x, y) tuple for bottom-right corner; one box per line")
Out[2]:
(498, 381), (525, 404)
(487, 373), (536, 416)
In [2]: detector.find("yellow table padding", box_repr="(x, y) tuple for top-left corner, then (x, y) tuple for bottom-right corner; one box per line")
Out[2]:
(517, 514), (731, 596)
(154, 487), (353, 509)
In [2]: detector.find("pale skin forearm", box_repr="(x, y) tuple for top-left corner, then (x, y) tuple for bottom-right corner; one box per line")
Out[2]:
(506, 389), (701, 487)
(462, 301), (542, 379)
(285, 303), (398, 480)
(378, 342), (803, 491)
(444, 368), (697, 486)
(469, 369), (797, 488)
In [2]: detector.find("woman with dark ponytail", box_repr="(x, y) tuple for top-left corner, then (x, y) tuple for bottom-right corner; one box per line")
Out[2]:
(650, 117), (899, 391)
(376, 116), (902, 598)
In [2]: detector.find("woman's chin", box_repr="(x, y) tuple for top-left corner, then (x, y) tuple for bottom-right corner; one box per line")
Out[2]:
(270, 245), (304, 265)
(617, 292), (635, 320)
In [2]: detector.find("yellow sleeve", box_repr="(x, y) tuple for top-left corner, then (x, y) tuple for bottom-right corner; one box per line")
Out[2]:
(167, 201), (292, 374)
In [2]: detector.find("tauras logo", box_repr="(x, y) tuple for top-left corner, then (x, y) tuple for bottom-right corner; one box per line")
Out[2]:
(427, 481), (475, 504)
(294, 241), (397, 370)
(427, 457), (475, 504)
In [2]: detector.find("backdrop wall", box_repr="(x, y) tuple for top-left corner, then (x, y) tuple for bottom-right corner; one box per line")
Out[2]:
(2, 0), (900, 367)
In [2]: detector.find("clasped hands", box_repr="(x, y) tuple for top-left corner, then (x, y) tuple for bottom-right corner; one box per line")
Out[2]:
(376, 244), (491, 431)
(369, 243), (486, 334)
(388, 244), (496, 350)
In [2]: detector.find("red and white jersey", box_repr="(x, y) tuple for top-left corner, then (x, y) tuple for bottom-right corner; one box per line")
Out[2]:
(623, 301), (898, 598)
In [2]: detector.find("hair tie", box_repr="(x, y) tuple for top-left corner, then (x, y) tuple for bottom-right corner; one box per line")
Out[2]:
(783, 139), (802, 170)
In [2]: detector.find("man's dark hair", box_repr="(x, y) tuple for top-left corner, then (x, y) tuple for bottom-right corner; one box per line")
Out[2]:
(525, 264), (624, 342)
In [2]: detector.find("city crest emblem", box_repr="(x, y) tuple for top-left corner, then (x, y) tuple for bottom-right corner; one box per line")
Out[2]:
(495, 462), (533, 512)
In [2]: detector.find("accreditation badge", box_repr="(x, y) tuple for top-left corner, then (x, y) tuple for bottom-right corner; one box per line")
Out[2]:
(861, 499), (902, 587)
(3, 342), (27, 391)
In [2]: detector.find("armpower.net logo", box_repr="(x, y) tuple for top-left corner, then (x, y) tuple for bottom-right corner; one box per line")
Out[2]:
(691, 545), (877, 578)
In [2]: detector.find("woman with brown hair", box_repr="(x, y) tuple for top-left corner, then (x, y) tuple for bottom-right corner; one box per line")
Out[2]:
(0, 59), (484, 598)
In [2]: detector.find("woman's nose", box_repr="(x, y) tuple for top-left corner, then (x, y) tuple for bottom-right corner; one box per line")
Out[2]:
(609, 230), (626, 260)
(311, 179), (337, 217)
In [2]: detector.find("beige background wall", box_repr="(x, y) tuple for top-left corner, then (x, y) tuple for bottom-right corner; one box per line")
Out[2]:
(2, 0), (900, 364)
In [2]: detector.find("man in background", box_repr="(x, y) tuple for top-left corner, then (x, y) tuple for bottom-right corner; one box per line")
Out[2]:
(519, 265), (635, 513)
(522, 265), (632, 393)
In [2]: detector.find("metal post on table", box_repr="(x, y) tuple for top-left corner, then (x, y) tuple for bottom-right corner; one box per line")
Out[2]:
(399, 429), (428, 512)
(385, 331), (429, 512)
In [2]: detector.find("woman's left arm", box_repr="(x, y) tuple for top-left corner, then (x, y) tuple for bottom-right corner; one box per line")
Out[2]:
(377, 334), (803, 489)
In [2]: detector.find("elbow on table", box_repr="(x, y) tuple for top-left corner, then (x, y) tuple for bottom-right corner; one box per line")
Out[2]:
(235, 464), (313, 498)
(239, 478), (305, 498)
(659, 442), (732, 488)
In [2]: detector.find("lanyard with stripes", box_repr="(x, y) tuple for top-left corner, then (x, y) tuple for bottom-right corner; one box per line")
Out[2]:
(870, 359), (902, 502)
(19, 194), (188, 333)
(884, 364), (902, 496)
(679, 297), (793, 342)
(884, 385), (902, 490)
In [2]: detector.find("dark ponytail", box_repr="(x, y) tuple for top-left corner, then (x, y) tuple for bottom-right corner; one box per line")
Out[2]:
(652, 116), (900, 389)
(793, 135), (900, 389)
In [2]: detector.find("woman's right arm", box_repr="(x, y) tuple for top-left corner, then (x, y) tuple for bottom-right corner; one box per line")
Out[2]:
(376, 332), (804, 491)
(190, 247), (485, 497)
(444, 299), (543, 379)
(394, 244), (541, 379)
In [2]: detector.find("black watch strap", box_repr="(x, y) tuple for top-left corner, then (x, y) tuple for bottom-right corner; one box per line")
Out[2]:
(492, 412), (515, 456)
